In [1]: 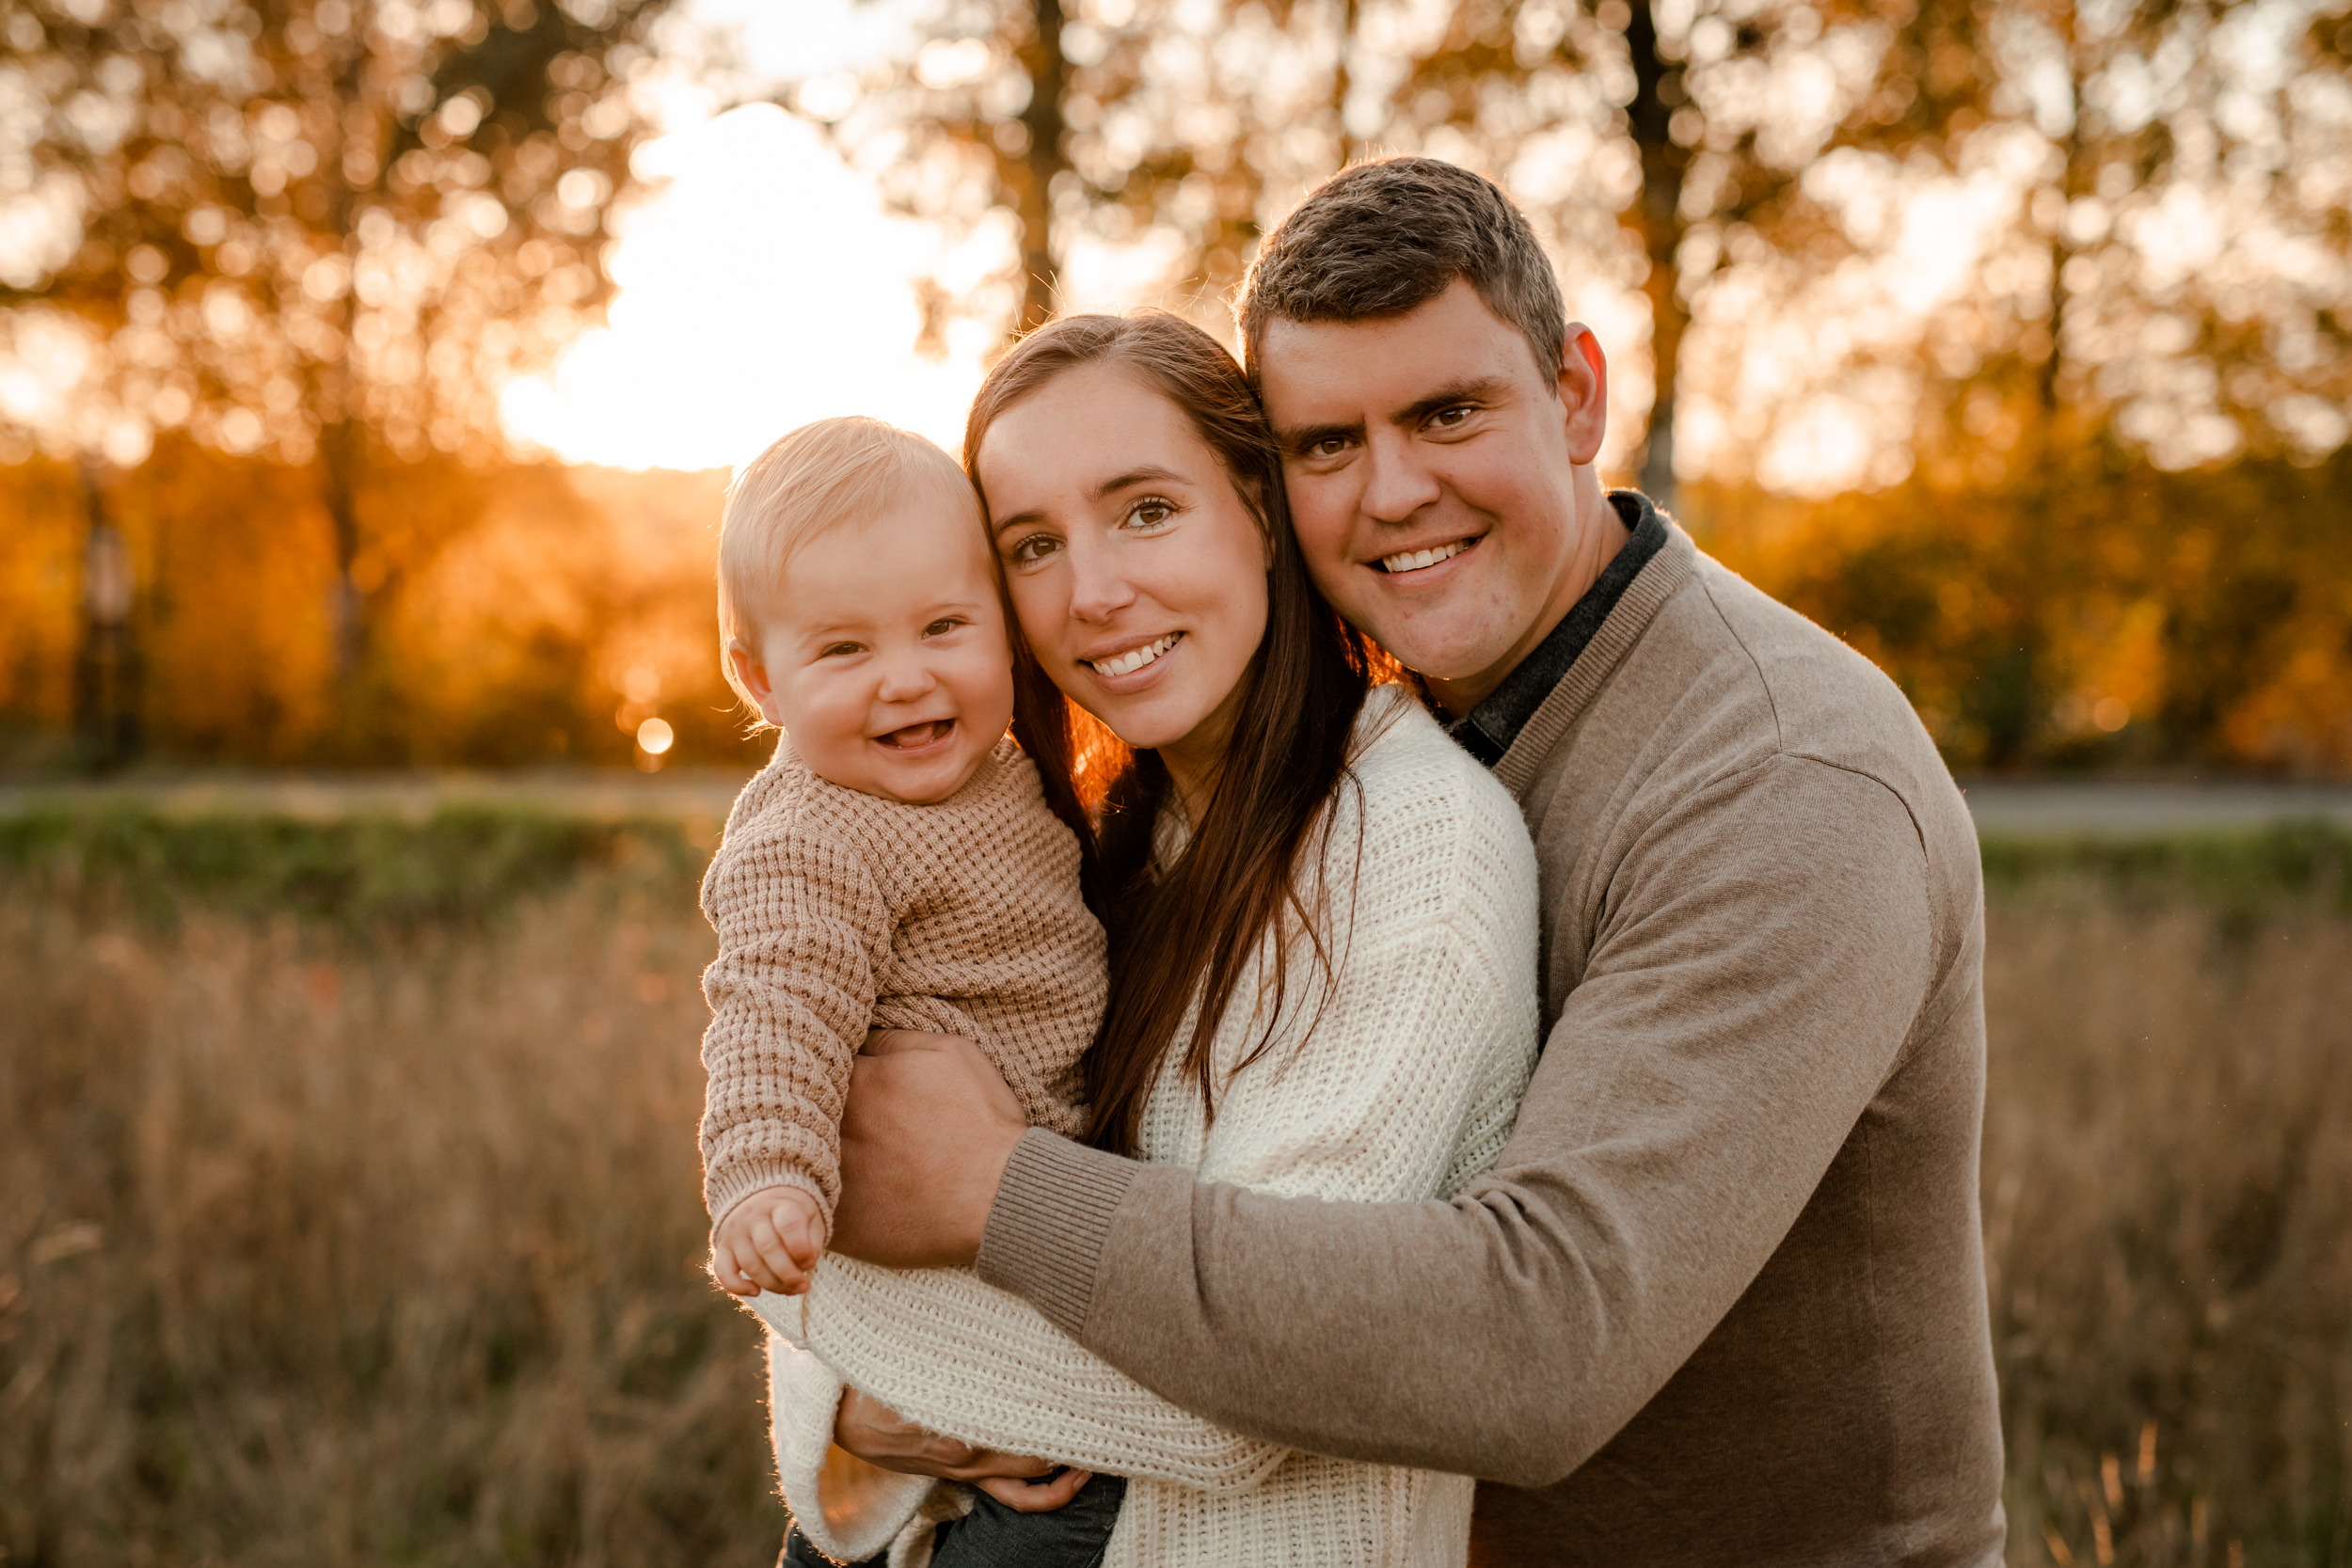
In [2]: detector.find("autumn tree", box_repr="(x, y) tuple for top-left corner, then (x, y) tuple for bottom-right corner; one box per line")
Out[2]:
(784, 0), (1370, 343)
(2, 0), (669, 752)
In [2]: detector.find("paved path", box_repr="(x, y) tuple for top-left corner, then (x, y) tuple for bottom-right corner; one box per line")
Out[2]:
(1959, 780), (2352, 836)
(6, 771), (2350, 838)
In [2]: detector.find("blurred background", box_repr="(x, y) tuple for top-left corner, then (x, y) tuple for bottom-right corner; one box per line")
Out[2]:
(1, 1), (2348, 1564)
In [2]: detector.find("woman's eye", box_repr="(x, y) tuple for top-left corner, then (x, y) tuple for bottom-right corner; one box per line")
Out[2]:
(1127, 497), (1176, 528)
(1007, 533), (1059, 565)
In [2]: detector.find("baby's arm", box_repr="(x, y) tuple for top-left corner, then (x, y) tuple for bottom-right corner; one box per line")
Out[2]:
(711, 1183), (824, 1296)
(699, 805), (892, 1259)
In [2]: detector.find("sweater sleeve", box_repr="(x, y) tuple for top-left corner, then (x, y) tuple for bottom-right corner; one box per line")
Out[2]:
(974, 755), (1937, 1486)
(699, 805), (893, 1230)
(794, 733), (1539, 1493)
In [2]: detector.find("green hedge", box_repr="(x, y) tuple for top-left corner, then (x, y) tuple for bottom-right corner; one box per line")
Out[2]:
(1978, 819), (2352, 916)
(6, 803), (2347, 929)
(0, 804), (707, 930)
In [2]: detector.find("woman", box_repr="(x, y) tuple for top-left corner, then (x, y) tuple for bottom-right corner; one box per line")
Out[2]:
(764, 312), (1540, 1568)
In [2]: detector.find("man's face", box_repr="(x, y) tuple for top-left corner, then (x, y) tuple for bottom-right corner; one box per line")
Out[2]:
(1259, 279), (1608, 711)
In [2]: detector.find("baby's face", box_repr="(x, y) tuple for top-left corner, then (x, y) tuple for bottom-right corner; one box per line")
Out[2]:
(737, 484), (1015, 805)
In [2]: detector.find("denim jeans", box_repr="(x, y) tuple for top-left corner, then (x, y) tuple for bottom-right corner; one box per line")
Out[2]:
(778, 1474), (1126, 1568)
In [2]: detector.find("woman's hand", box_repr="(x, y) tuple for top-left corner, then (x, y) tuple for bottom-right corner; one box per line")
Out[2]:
(834, 1388), (1094, 1512)
(831, 1029), (1028, 1269)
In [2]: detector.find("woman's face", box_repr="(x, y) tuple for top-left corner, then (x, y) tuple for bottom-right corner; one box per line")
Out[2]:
(976, 363), (1271, 792)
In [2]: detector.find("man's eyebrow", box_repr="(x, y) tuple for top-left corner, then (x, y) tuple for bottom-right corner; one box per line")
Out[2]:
(1276, 418), (1362, 455)
(1401, 375), (1513, 423)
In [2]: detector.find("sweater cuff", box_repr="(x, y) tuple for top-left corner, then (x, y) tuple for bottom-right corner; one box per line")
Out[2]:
(975, 1128), (1138, 1338)
(707, 1164), (831, 1239)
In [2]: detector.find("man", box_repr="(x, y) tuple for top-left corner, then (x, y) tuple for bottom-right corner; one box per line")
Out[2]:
(824, 157), (2006, 1565)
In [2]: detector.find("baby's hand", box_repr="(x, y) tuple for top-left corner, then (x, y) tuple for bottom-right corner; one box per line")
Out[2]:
(712, 1185), (826, 1297)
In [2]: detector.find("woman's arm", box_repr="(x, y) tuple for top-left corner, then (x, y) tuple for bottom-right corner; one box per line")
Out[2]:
(810, 761), (1540, 1491)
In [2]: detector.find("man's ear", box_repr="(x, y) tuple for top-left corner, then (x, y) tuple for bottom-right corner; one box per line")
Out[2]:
(726, 639), (786, 728)
(1554, 324), (1609, 467)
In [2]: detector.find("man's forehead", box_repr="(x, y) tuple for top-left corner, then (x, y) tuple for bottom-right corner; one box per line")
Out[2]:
(1256, 282), (1532, 419)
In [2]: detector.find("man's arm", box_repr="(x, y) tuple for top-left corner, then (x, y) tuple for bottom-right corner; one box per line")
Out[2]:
(970, 756), (1938, 1485)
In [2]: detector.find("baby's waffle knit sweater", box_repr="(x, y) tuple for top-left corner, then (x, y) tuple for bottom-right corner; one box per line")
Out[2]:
(698, 735), (1104, 1231)
(761, 689), (1542, 1568)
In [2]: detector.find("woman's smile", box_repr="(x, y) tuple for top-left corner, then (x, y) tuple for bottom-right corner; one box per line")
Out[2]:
(1084, 631), (1184, 682)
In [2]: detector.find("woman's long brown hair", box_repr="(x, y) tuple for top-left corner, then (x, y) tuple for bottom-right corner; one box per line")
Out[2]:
(964, 312), (1384, 1158)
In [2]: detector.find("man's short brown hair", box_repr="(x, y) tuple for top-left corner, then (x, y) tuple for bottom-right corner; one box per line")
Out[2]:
(1237, 157), (1566, 386)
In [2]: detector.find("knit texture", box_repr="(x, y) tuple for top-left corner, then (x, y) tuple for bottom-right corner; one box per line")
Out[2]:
(697, 735), (1104, 1231)
(767, 688), (1541, 1568)
(977, 518), (2008, 1568)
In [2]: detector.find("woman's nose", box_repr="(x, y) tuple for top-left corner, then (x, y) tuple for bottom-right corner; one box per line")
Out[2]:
(1064, 540), (1137, 624)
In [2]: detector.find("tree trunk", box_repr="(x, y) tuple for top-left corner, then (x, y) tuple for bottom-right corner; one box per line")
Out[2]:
(1012, 0), (1070, 332)
(72, 461), (140, 768)
(1334, 0), (1360, 168)
(322, 418), (366, 689)
(1622, 0), (1693, 512)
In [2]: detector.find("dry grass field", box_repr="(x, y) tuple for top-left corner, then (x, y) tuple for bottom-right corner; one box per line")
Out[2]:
(2, 809), (2346, 1567)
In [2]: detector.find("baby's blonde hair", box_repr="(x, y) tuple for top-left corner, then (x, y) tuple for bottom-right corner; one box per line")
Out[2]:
(717, 416), (976, 714)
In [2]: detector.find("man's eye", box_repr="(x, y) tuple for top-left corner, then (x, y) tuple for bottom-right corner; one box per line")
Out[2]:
(1431, 404), (1473, 428)
(1309, 436), (1350, 458)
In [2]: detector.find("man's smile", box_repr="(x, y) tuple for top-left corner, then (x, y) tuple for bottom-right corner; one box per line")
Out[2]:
(1374, 537), (1481, 576)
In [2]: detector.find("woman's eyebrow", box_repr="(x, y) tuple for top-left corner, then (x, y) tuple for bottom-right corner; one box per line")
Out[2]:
(1091, 465), (1186, 499)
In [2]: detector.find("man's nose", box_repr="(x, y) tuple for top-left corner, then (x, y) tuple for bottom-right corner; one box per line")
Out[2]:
(1360, 432), (1443, 524)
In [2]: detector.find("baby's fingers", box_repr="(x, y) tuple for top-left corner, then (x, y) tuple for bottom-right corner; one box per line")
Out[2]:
(710, 1242), (760, 1297)
(749, 1214), (813, 1295)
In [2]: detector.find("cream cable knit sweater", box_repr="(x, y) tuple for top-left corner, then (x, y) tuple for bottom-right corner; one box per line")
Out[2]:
(757, 688), (1541, 1568)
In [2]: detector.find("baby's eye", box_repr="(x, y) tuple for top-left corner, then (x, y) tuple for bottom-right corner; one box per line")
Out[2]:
(922, 616), (967, 638)
(818, 641), (863, 658)
(1126, 496), (1177, 529)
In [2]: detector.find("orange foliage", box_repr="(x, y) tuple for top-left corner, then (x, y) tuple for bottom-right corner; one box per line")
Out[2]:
(0, 446), (761, 771)
(1694, 441), (2352, 773)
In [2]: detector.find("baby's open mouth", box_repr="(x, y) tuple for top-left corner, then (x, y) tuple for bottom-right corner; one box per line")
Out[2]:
(877, 720), (955, 750)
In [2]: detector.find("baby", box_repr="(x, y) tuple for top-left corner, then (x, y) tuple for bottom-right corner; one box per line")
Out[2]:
(699, 415), (1104, 1307)
(697, 417), (1120, 1566)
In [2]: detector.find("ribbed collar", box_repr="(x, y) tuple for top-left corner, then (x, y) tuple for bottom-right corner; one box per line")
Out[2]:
(1443, 491), (1671, 768)
(1490, 507), (1698, 801)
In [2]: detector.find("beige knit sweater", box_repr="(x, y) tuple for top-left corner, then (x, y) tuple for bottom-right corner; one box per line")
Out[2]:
(697, 735), (1104, 1232)
(762, 688), (1541, 1568)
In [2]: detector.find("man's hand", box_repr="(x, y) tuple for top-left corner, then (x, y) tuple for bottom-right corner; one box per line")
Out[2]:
(710, 1184), (825, 1297)
(830, 1030), (1027, 1269)
(834, 1387), (1093, 1513)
